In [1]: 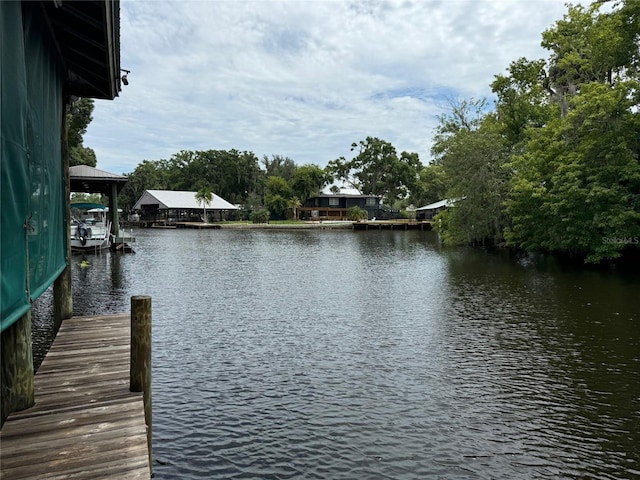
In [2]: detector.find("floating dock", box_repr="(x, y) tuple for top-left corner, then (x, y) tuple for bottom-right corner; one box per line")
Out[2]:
(112, 234), (136, 252)
(0, 314), (151, 479)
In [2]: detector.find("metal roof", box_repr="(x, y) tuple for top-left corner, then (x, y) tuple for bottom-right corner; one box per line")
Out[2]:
(133, 190), (239, 211)
(317, 186), (379, 198)
(416, 197), (465, 211)
(69, 164), (127, 194)
(416, 199), (448, 211)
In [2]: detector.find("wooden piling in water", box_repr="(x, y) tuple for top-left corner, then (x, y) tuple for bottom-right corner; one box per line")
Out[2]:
(53, 266), (73, 327)
(130, 295), (152, 468)
(0, 312), (35, 426)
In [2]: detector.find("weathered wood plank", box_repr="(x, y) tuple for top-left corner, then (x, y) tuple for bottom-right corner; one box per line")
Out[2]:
(0, 400), (144, 439)
(0, 313), (151, 479)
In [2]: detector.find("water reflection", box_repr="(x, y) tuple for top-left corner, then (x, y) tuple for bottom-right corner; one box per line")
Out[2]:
(30, 228), (640, 479)
(441, 247), (640, 480)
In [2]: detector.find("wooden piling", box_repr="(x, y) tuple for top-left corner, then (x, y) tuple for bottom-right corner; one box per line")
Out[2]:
(0, 311), (35, 426)
(130, 295), (152, 468)
(53, 266), (73, 327)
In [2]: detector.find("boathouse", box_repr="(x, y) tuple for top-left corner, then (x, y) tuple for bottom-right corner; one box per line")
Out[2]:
(133, 189), (238, 225)
(1, 0), (122, 424)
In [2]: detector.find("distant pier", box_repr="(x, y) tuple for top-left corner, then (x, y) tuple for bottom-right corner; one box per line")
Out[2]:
(175, 222), (221, 229)
(352, 220), (433, 231)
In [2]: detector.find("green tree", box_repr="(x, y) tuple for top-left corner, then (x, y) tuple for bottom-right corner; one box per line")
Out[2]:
(264, 195), (288, 219)
(261, 155), (297, 182)
(491, 57), (553, 148)
(539, 2), (639, 116)
(327, 137), (422, 203)
(506, 81), (640, 262)
(265, 176), (292, 198)
(70, 146), (97, 167)
(411, 164), (448, 207)
(244, 192), (264, 210)
(291, 164), (330, 203)
(68, 98), (93, 148)
(432, 100), (511, 245)
(157, 149), (262, 203)
(503, 0), (640, 262)
(68, 98), (97, 167)
(264, 176), (293, 219)
(70, 192), (104, 204)
(431, 99), (487, 164)
(195, 187), (213, 223)
(288, 197), (302, 221)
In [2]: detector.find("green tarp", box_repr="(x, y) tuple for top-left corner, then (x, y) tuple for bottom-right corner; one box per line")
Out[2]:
(1, 2), (66, 332)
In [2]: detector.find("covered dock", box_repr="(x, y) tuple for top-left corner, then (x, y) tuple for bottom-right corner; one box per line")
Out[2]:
(132, 189), (238, 226)
(70, 164), (135, 251)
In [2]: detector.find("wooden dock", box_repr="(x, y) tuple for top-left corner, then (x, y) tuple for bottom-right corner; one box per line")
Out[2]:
(0, 314), (151, 479)
(175, 221), (221, 229)
(352, 220), (433, 231)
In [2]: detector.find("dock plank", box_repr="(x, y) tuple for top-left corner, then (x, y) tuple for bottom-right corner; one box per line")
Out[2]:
(0, 314), (151, 479)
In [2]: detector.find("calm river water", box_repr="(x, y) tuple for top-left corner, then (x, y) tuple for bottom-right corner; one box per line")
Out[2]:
(33, 227), (640, 479)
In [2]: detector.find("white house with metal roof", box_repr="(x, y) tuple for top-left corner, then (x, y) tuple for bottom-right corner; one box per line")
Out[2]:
(133, 190), (238, 224)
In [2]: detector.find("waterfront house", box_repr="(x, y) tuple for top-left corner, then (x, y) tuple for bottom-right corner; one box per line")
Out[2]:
(298, 188), (382, 221)
(1, 0), (122, 424)
(133, 190), (238, 225)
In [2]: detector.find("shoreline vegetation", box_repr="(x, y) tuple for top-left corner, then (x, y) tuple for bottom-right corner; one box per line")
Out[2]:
(70, 1), (638, 265)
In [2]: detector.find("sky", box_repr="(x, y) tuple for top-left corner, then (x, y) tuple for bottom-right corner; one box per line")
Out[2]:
(85, 0), (589, 175)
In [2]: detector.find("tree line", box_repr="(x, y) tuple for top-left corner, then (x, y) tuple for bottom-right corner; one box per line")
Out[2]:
(73, 0), (638, 263)
(430, 1), (639, 263)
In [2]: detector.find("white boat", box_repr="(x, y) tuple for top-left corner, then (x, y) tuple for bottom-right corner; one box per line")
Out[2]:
(70, 203), (112, 252)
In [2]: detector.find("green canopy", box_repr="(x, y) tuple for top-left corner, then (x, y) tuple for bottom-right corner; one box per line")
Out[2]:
(71, 202), (107, 211)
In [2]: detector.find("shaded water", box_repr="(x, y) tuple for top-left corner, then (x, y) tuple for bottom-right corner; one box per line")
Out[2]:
(32, 228), (640, 479)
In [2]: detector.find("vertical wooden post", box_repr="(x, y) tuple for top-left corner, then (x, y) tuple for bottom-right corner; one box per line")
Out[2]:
(109, 182), (120, 239)
(53, 268), (72, 327)
(130, 295), (152, 470)
(0, 312), (35, 426)
(53, 99), (73, 330)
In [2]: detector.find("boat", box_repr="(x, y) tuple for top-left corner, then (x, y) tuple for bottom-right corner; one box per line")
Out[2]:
(70, 202), (112, 252)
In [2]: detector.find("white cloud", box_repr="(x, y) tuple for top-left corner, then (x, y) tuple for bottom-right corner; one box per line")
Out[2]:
(85, 0), (588, 175)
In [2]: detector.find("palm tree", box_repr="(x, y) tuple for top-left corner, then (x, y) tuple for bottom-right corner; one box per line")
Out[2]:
(288, 196), (302, 221)
(195, 187), (213, 223)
